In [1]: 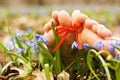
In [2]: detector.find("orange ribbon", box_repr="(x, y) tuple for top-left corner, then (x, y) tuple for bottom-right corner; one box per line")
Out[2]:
(53, 23), (83, 52)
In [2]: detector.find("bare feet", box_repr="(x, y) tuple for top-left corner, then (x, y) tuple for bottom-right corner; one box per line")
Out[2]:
(43, 10), (120, 58)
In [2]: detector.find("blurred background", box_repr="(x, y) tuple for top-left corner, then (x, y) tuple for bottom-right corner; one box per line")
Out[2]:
(0, 0), (120, 42)
(0, 0), (120, 6)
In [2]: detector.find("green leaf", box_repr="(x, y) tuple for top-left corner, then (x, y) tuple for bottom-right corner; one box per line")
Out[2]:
(1, 61), (14, 74)
(6, 52), (28, 63)
(87, 50), (99, 80)
(116, 55), (120, 80)
(51, 22), (61, 75)
(15, 36), (23, 48)
(88, 49), (112, 80)
(0, 42), (8, 52)
(115, 46), (120, 51)
(0, 64), (2, 75)
(23, 32), (34, 40)
(22, 62), (33, 76)
(44, 64), (50, 80)
(38, 42), (55, 65)
(0, 42), (15, 61)
(26, 47), (32, 64)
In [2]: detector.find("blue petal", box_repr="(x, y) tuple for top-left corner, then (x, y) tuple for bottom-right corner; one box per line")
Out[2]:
(34, 44), (39, 53)
(114, 55), (119, 60)
(94, 41), (104, 50)
(35, 34), (40, 41)
(83, 43), (90, 50)
(35, 34), (49, 43)
(16, 31), (23, 40)
(115, 40), (120, 47)
(71, 41), (78, 49)
(25, 40), (34, 47)
(25, 28), (32, 34)
(9, 37), (16, 44)
(5, 44), (13, 51)
(42, 37), (49, 43)
(17, 48), (24, 54)
(100, 68), (105, 74)
(109, 44), (115, 53)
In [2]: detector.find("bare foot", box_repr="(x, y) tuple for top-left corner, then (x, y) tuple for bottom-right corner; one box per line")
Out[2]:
(72, 10), (119, 56)
(43, 10), (76, 63)
(72, 10), (112, 38)
(43, 10), (120, 58)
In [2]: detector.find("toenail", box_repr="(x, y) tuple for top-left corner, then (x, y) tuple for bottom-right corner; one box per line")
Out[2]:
(94, 41), (104, 50)
(83, 43), (90, 50)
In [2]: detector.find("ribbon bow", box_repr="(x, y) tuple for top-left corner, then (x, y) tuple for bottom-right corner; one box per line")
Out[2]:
(53, 23), (83, 52)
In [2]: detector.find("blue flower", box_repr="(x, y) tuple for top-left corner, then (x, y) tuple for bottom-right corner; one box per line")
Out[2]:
(83, 43), (90, 50)
(22, 8), (30, 15)
(35, 34), (49, 43)
(115, 40), (120, 47)
(9, 37), (16, 44)
(71, 41), (78, 49)
(109, 44), (115, 53)
(41, 37), (49, 43)
(25, 28), (32, 34)
(5, 44), (13, 51)
(25, 40), (34, 47)
(16, 31), (23, 40)
(94, 41), (104, 50)
(17, 48), (24, 54)
(35, 34), (40, 41)
(100, 68), (105, 74)
(34, 44), (39, 53)
(114, 55), (119, 60)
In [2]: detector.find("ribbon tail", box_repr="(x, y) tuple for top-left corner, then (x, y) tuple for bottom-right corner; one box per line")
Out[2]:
(52, 32), (69, 52)
(76, 32), (82, 49)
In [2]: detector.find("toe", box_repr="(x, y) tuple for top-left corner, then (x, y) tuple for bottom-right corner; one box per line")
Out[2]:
(84, 19), (98, 29)
(52, 10), (59, 22)
(96, 24), (112, 38)
(92, 24), (98, 33)
(72, 10), (81, 25)
(72, 10), (89, 26)
(43, 20), (52, 32)
(43, 30), (55, 45)
(58, 10), (72, 27)
(43, 19), (58, 32)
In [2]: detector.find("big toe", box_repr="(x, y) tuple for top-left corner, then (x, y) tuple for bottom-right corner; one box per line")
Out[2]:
(52, 10), (59, 22)
(58, 10), (72, 27)
(72, 10), (88, 26)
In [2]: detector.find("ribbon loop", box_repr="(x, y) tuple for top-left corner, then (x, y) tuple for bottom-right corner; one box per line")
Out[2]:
(53, 23), (83, 52)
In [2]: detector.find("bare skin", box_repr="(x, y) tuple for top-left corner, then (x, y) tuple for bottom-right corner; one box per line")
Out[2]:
(43, 10), (120, 60)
